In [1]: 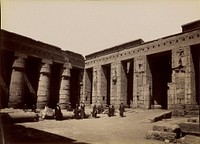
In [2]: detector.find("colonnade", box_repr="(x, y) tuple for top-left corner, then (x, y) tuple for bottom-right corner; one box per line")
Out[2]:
(8, 53), (72, 109)
(83, 46), (199, 110)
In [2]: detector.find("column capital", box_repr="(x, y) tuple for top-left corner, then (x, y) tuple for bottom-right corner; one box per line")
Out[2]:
(12, 57), (26, 70)
(40, 63), (51, 75)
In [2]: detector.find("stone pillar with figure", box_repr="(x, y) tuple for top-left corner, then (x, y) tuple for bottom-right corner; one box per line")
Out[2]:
(168, 46), (197, 115)
(110, 61), (122, 107)
(133, 56), (152, 109)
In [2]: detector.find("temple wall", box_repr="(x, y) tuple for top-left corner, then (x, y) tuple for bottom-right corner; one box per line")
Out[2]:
(83, 24), (200, 114)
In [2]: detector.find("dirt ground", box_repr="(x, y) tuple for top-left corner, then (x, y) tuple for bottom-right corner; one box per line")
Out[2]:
(1, 109), (188, 144)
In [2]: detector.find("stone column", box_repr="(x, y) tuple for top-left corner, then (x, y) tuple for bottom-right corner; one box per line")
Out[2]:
(36, 59), (52, 109)
(92, 66), (102, 104)
(110, 61), (122, 107)
(59, 62), (71, 109)
(79, 70), (84, 102)
(82, 69), (92, 105)
(168, 46), (197, 112)
(8, 53), (27, 108)
(133, 56), (152, 109)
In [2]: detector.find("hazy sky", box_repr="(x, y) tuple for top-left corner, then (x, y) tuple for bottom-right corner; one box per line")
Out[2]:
(1, 0), (200, 56)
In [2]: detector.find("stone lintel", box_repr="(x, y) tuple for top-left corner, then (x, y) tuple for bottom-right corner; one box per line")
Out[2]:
(42, 59), (53, 64)
(14, 52), (27, 59)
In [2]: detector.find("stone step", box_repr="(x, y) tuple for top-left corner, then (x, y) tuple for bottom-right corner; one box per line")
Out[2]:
(179, 122), (200, 136)
(146, 130), (176, 142)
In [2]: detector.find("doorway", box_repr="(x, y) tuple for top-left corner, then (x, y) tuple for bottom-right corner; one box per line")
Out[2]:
(148, 51), (171, 109)
(102, 64), (111, 106)
(24, 56), (41, 108)
(122, 60), (133, 106)
(191, 45), (200, 105)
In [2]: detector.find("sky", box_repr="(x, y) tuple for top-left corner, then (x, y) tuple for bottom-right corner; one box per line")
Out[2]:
(1, 0), (200, 57)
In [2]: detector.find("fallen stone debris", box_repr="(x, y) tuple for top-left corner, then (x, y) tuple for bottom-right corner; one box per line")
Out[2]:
(146, 116), (200, 143)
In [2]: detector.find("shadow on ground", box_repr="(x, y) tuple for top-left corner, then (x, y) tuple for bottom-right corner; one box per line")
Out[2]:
(0, 114), (90, 144)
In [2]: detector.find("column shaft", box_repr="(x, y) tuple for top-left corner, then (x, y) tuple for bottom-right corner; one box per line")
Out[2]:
(59, 63), (71, 109)
(9, 57), (26, 108)
(37, 62), (51, 109)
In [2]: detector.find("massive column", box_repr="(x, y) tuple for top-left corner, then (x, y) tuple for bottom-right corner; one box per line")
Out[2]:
(59, 61), (71, 109)
(36, 59), (52, 109)
(133, 56), (152, 109)
(168, 46), (197, 113)
(8, 53), (27, 108)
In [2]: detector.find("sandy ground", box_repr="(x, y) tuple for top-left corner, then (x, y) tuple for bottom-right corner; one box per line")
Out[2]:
(1, 109), (188, 144)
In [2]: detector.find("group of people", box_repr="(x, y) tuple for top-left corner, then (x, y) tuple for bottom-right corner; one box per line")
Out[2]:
(92, 103), (125, 118)
(28, 101), (125, 121)
(73, 101), (85, 119)
(92, 103), (104, 117)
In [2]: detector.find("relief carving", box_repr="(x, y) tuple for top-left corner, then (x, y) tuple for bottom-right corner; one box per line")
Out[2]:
(112, 67), (117, 85)
(173, 49), (186, 73)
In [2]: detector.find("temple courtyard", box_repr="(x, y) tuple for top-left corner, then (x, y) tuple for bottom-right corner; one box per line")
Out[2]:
(2, 109), (199, 144)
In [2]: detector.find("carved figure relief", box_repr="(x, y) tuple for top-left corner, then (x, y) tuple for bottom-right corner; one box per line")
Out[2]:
(173, 49), (186, 73)
(135, 57), (144, 73)
(177, 48), (185, 67)
(112, 67), (117, 85)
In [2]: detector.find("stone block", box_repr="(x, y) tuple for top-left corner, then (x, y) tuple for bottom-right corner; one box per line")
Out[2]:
(177, 134), (200, 144)
(188, 117), (199, 123)
(146, 130), (176, 142)
(153, 123), (180, 138)
(8, 111), (39, 123)
(185, 110), (199, 116)
(150, 111), (172, 122)
(179, 122), (200, 135)
(185, 105), (199, 110)
(172, 109), (186, 116)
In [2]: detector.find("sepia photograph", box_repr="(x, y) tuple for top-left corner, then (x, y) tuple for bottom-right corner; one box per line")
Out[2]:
(1, 0), (200, 144)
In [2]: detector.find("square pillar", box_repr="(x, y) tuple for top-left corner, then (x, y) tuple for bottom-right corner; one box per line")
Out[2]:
(110, 61), (122, 107)
(133, 56), (152, 109)
(168, 46), (197, 112)
(92, 66), (102, 104)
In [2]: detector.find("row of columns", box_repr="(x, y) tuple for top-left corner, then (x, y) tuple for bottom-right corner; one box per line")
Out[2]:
(83, 46), (197, 109)
(8, 53), (72, 109)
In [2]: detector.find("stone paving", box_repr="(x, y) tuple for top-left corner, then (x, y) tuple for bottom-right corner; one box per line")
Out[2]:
(3, 109), (197, 144)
